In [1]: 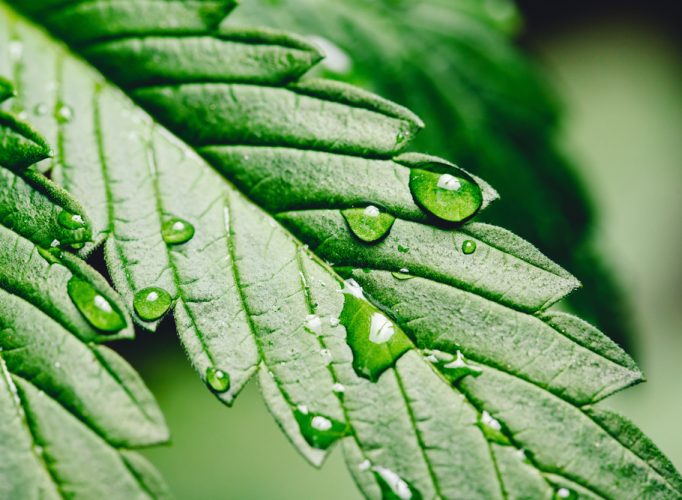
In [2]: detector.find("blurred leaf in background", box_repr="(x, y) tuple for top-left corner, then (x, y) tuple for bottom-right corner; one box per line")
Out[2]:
(228, 0), (635, 351)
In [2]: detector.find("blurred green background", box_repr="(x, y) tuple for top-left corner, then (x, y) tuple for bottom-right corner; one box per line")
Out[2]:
(114, 3), (682, 498)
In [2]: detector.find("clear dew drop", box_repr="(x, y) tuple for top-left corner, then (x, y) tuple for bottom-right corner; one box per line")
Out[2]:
(358, 459), (372, 472)
(33, 103), (48, 116)
(424, 349), (482, 383)
(206, 367), (230, 393)
(161, 217), (195, 245)
(373, 466), (417, 500)
(409, 168), (483, 222)
(133, 287), (172, 321)
(56, 104), (73, 123)
(293, 408), (348, 450)
(57, 210), (86, 230)
(478, 410), (511, 445)
(8, 40), (23, 61)
(305, 314), (322, 334)
(332, 383), (345, 394)
(340, 286), (412, 381)
(329, 316), (340, 327)
(462, 239), (477, 255)
(342, 206), (396, 244)
(554, 487), (576, 500)
(67, 277), (126, 332)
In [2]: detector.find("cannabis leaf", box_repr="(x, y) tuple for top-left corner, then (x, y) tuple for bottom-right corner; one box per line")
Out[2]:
(3, 1), (680, 498)
(0, 82), (169, 498)
(229, 0), (634, 350)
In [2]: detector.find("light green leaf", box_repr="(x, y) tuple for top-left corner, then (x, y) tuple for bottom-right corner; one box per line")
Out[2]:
(0, 87), (168, 498)
(2, 1), (679, 498)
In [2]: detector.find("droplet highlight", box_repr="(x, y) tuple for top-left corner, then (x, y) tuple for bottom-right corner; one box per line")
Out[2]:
(554, 487), (576, 499)
(373, 465), (418, 500)
(56, 104), (73, 123)
(342, 206), (396, 243)
(161, 217), (195, 245)
(67, 277), (126, 332)
(461, 239), (477, 255)
(478, 410), (511, 445)
(293, 408), (348, 450)
(409, 168), (483, 222)
(133, 287), (172, 321)
(424, 349), (482, 383)
(206, 367), (230, 393)
(57, 210), (86, 230)
(340, 283), (412, 381)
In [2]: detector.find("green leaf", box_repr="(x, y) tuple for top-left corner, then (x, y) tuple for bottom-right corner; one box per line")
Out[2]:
(2, 1), (680, 498)
(228, 0), (635, 351)
(0, 92), (169, 497)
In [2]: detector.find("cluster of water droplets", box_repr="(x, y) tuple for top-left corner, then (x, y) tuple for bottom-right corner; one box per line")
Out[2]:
(423, 349), (482, 384)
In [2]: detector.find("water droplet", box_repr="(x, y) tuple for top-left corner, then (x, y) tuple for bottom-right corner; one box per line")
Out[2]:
(329, 317), (340, 327)
(33, 103), (48, 116)
(305, 314), (322, 334)
(57, 210), (85, 230)
(392, 271), (414, 281)
(37, 246), (62, 264)
(332, 383), (345, 394)
(56, 104), (73, 123)
(397, 244), (410, 253)
(161, 217), (195, 245)
(554, 487), (576, 499)
(358, 459), (372, 471)
(67, 277), (126, 332)
(8, 40), (23, 61)
(320, 349), (333, 365)
(206, 367), (230, 393)
(425, 349), (482, 383)
(462, 239), (477, 255)
(50, 239), (61, 248)
(373, 466), (417, 500)
(478, 410), (511, 445)
(133, 287), (172, 321)
(293, 409), (348, 450)
(409, 168), (483, 222)
(342, 206), (395, 243)
(340, 290), (412, 381)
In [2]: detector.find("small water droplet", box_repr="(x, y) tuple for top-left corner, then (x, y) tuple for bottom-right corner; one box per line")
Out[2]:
(320, 349), (333, 365)
(554, 487), (576, 499)
(133, 287), (172, 321)
(17, 111), (28, 121)
(461, 239), (477, 255)
(161, 217), (195, 245)
(358, 459), (372, 471)
(392, 271), (414, 281)
(293, 408), (348, 450)
(37, 246), (62, 264)
(297, 404), (309, 415)
(372, 466), (416, 500)
(67, 277), (126, 332)
(33, 103), (48, 116)
(56, 104), (73, 123)
(425, 349), (482, 383)
(50, 239), (61, 248)
(329, 316), (340, 327)
(206, 367), (230, 393)
(305, 314), (322, 334)
(478, 410), (511, 445)
(332, 383), (346, 394)
(409, 167), (483, 222)
(57, 210), (85, 230)
(340, 291), (412, 381)
(342, 206), (395, 243)
(8, 40), (23, 61)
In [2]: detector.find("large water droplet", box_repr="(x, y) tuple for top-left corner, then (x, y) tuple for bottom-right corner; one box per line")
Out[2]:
(57, 210), (86, 230)
(373, 465), (419, 500)
(161, 217), (195, 245)
(293, 409), (348, 450)
(478, 410), (511, 445)
(340, 286), (412, 381)
(133, 287), (172, 321)
(206, 367), (230, 393)
(67, 277), (126, 332)
(461, 239), (477, 255)
(424, 349), (482, 383)
(409, 168), (483, 222)
(342, 206), (396, 243)
(33, 103), (48, 116)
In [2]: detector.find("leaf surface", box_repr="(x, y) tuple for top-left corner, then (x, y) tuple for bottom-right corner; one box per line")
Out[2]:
(2, 2), (680, 498)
